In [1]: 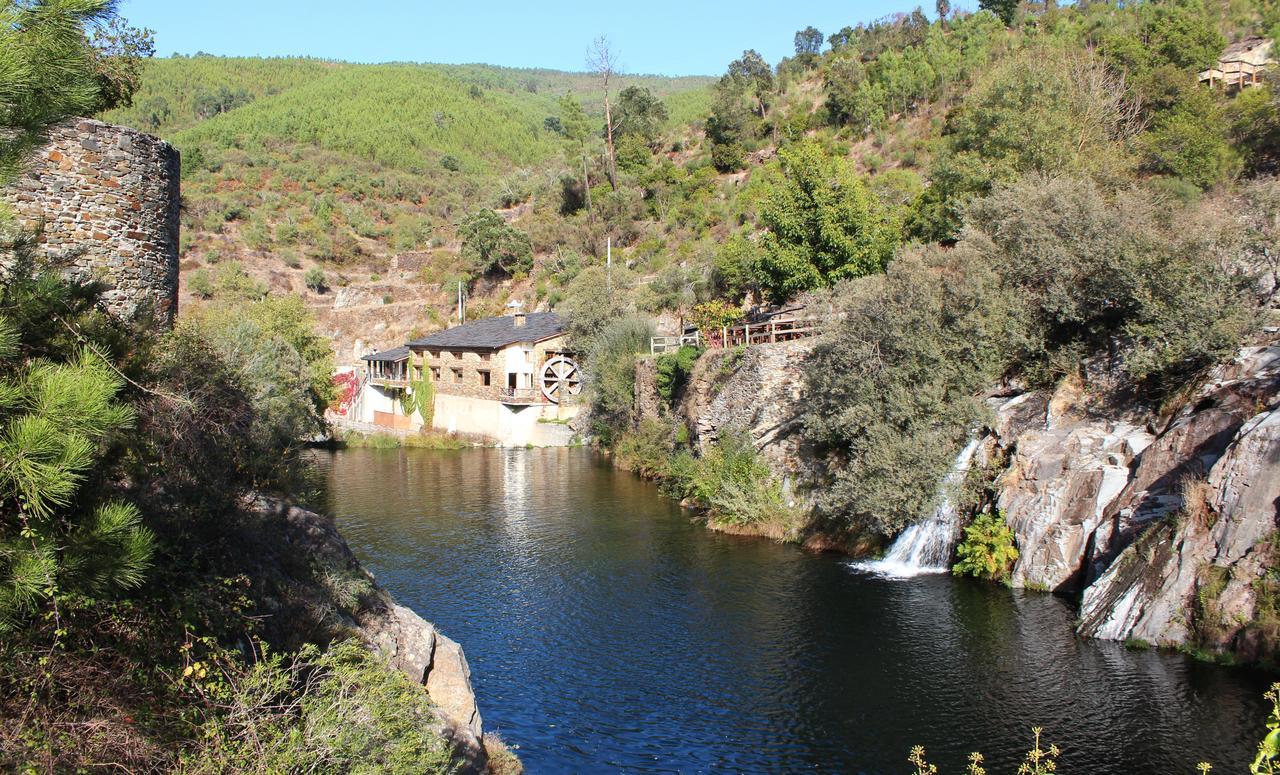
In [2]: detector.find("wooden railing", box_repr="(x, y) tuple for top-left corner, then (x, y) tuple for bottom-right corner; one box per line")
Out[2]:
(498, 387), (544, 405)
(368, 376), (409, 388)
(650, 318), (820, 354)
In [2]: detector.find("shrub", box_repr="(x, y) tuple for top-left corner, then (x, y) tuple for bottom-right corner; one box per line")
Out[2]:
(953, 512), (1020, 583)
(304, 267), (327, 293)
(189, 268), (215, 299)
(967, 174), (1259, 395)
(183, 642), (456, 774)
(655, 345), (701, 407)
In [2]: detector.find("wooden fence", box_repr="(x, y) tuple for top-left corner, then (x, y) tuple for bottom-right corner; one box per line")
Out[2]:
(650, 318), (820, 355)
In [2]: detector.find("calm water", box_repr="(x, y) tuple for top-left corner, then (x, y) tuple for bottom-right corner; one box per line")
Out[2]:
(309, 447), (1271, 774)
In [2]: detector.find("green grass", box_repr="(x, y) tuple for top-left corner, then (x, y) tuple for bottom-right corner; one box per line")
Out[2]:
(333, 429), (474, 449)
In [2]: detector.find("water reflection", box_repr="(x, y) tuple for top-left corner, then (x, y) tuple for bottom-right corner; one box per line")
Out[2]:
(312, 447), (1270, 774)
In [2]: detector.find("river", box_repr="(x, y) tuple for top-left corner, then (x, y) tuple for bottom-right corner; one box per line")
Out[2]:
(309, 447), (1271, 774)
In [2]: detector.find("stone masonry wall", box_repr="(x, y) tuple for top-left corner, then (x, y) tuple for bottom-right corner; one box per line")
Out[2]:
(2, 119), (180, 324)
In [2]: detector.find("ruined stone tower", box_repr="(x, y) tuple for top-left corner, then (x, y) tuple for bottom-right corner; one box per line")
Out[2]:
(1, 119), (180, 324)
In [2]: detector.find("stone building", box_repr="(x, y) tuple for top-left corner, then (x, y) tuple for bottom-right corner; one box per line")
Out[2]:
(1, 119), (180, 324)
(352, 310), (583, 445)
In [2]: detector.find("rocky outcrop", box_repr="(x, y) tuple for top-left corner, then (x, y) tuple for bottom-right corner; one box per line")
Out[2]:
(677, 340), (815, 477)
(1078, 404), (1280, 652)
(994, 380), (1154, 591)
(261, 499), (488, 771)
(986, 345), (1280, 656)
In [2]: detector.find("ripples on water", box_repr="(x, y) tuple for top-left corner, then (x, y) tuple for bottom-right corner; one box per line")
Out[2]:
(309, 447), (1270, 774)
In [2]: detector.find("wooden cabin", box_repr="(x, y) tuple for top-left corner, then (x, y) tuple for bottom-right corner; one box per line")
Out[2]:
(1200, 37), (1275, 90)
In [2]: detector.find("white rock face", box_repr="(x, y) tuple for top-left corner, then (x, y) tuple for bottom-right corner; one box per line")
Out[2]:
(1070, 346), (1280, 652)
(1079, 408), (1280, 647)
(994, 381), (1154, 591)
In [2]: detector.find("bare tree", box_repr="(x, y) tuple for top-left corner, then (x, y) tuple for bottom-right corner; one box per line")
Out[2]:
(587, 35), (621, 190)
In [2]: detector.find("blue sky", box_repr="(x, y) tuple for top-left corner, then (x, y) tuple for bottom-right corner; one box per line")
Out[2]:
(117, 1), (933, 77)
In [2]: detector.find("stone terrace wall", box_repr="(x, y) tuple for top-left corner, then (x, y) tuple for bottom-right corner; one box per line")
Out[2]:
(2, 119), (180, 324)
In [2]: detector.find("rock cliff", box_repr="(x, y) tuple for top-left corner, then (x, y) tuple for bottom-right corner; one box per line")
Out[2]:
(983, 346), (1280, 657)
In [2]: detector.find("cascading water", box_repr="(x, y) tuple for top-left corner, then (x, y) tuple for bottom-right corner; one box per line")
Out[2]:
(853, 438), (983, 578)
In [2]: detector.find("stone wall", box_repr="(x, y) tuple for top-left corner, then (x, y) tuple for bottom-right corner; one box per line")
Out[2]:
(2, 119), (180, 324)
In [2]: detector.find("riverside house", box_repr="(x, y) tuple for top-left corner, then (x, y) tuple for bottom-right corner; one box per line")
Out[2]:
(353, 310), (582, 445)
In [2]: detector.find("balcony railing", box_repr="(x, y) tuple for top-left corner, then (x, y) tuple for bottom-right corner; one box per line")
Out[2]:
(498, 387), (544, 405)
(368, 376), (410, 388)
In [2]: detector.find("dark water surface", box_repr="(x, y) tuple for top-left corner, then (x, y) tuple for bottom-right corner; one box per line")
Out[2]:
(310, 447), (1271, 774)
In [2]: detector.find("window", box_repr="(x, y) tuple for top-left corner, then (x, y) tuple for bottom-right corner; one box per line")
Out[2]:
(479, 370), (491, 386)
(429, 351), (440, 360)
(413, 366), (422, 381)
(452, 368), (463, 383)
(480, 352), (491, 361)
(430, 367), (440, 381)
(452, 351), (463, 359)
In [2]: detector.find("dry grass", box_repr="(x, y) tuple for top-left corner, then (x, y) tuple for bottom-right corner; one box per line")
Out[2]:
(483, 733), (524, 775)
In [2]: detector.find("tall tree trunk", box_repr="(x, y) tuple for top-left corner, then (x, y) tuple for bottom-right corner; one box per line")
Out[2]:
(604, 82), (618, 190)
(582, 147), (593, 219)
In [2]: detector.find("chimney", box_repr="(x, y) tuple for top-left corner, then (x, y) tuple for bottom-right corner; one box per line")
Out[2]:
(508, 299), (526, 327)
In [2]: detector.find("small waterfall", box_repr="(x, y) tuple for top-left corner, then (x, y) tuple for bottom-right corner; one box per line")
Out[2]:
(853, 438), (982, 578)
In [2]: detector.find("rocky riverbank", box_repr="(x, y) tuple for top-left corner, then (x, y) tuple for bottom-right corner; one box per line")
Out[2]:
(248, 498), (509, 772)
(636, 338), (1280, 665)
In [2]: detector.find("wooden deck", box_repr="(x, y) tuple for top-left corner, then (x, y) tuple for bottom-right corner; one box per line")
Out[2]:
(650, 318), (820, 354)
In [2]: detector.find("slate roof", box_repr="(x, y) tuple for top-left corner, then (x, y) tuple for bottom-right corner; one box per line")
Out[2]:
(407, 312), (566, 351)
(361, 345), (411, 362)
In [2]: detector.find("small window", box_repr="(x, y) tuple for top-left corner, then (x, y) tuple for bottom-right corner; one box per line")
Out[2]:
(430, 367), (440, 381)
(452, 351), (463, 359)
(479, 370), (491, 386)
(428, 351), (439, 360)
(452, 368), (463, 383)
(413, 366), (422, 380)
(480, 352), (491, 361)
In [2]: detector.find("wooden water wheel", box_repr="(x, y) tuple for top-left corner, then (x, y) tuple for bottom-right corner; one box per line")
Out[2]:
(540, 356), (582, 404)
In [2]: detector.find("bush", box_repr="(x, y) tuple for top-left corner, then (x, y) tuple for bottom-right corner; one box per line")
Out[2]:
(967, 174), (1259, 395)
(803, 247), (1020, 535)
(655, 345), (702, 407)
(183, 642), (456, 774)
(953, 512), (1020, 583)
(189, 268), (215, 299)
(304, 267), (327, 293)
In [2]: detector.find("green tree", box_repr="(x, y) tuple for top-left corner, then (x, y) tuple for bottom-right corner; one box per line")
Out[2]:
(0, 255), (154, 629)
(1142, 87), (1241, 189)
(558, 94), (594, 215)
(794, 26), (824, 67)
(910, 46), (1138, 241)
(979, 0), (1019, 26)
(727, 49), (775, 119)
(612, 86), (669, 149)
(459, 209), (533, 277)
(757, 141), (901, 300)
(0, 0), (151, 180)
